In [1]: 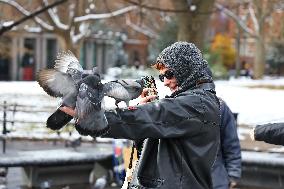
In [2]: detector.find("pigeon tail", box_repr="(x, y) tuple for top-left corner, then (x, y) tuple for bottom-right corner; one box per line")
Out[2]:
(46, 108), (73, 130)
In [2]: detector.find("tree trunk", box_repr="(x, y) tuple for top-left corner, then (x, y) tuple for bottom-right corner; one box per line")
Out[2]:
(253, 13), (266, 79)
(57, 34), (82, 58)
(172, 0), (215, 50)
(253, 37), (265, 79)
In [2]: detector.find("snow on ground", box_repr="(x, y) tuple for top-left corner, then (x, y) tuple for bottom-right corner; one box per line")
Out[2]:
(0, 76), (284, 141)
(215, 77), (284, 126)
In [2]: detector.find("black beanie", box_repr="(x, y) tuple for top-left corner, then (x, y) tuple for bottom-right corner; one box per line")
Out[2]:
(156, 42), (213, 91)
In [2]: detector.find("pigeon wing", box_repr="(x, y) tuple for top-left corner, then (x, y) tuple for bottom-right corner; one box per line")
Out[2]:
(36, 69), (77, 97)
(112, 79), (143, 100)
(54, 50), (83, 73)
(116, 79), (142, 91)
(103, 81), (129, 100)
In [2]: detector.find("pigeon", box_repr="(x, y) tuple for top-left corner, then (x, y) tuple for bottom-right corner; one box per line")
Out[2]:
(36, 50), (84, 130)
(74, 76), (144, 136)
(65, 137), (82, 149)
(37, 50), (83, 108)
(89, 163), (111, 189)
(103, 79), (144, 107)
(75, 74), (108, 136)
(92, 175), (108, 189)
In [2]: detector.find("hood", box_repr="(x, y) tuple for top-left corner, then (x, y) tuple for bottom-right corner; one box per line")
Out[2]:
(156, 41), (213, 91)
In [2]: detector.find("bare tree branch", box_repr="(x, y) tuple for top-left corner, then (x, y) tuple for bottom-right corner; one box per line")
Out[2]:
(0, 0), (58, 31)
(74, 5), (138, 22)
(248, 2), (259, 34)
(123, 0), (239, 15)
(215, 3), (258, 38)
(67, 2), (76, 26)
(42, 0), (69, 30)
(125, 14), (158, 38)
(123, 0), (188, 12)
(70, 22), (90, 44)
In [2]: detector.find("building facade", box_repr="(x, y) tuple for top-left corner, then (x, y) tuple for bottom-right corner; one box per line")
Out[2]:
(0, 31), (120, 81)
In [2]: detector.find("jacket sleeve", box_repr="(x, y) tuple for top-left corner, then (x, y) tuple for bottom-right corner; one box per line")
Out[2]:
(103, 92), (219, 140)
(254, 123), (284, 145)
(220, 100), (242, 179)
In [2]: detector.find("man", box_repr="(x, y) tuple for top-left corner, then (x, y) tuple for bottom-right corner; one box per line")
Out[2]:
(61, 42), (220, 189)
(212, 99), (242, 189)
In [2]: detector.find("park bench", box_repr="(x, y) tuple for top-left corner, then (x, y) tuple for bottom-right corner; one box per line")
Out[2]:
(0, 144), (114, 188)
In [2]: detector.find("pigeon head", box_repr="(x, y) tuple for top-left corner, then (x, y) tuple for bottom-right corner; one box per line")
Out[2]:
(127, 80), (143, 99)
(135, 79), (144, 88)
(80, 74), (102, 89)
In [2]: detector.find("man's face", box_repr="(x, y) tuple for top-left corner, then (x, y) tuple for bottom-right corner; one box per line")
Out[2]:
(159, 67), (178, 92)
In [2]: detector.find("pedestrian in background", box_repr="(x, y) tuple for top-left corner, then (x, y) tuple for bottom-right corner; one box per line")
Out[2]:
(212, 99), (242, 189)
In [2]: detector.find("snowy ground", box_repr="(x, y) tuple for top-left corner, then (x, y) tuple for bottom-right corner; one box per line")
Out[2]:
(0, 76), (284, 143)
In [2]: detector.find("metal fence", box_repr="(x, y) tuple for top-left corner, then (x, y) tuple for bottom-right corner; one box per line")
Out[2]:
(0, 101), (76, 153)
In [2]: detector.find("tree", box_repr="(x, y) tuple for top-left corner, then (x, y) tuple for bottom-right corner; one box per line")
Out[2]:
(211, 33), (236, 69)
(0, 0), (138, 57)
(171, 0), (216, 50)
(156, 17), (178, 51)
(266, 41), (284, 76)
(215, 0), (283, 79)
(0, 0), (67, 35)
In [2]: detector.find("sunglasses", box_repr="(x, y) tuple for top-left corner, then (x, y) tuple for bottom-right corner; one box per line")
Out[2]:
(159, 70), (175, 82)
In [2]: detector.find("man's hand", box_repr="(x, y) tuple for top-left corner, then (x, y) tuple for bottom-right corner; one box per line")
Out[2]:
(138, 88), (157, 105)
(229, 177), (239, 189)
(59, 106), (76, 117)
(250, 127), (255, 141)
(229, 181), (237, 189)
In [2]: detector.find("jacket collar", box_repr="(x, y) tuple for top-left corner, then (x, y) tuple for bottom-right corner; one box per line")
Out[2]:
(168, 82), (216, 98)
(193, 82), (216, 94)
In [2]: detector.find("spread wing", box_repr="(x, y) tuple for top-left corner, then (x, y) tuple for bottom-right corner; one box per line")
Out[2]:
(36, 69), (77, 97)
(110, 79), (143, 100)
(116, 79), (142, 92)
(54, 50), (83, 73)
(103, 81), (129, 100)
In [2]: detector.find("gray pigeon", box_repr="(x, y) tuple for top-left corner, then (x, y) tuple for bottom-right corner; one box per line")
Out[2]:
(92, 175), (108, 189)
(75, 74), (108, 136)
(74, 76), (144, 136)
(37, 50), (83, 108)
(103, 79), (144, 107)
(36, 50), (84, 130)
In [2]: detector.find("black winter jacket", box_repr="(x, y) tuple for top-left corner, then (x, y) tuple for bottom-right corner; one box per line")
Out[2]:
(254, 123), (284, 145)
(103, 83), (220, 189)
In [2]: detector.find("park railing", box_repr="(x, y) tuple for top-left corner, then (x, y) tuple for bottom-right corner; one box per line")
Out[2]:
(0, 101), (75, 153)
